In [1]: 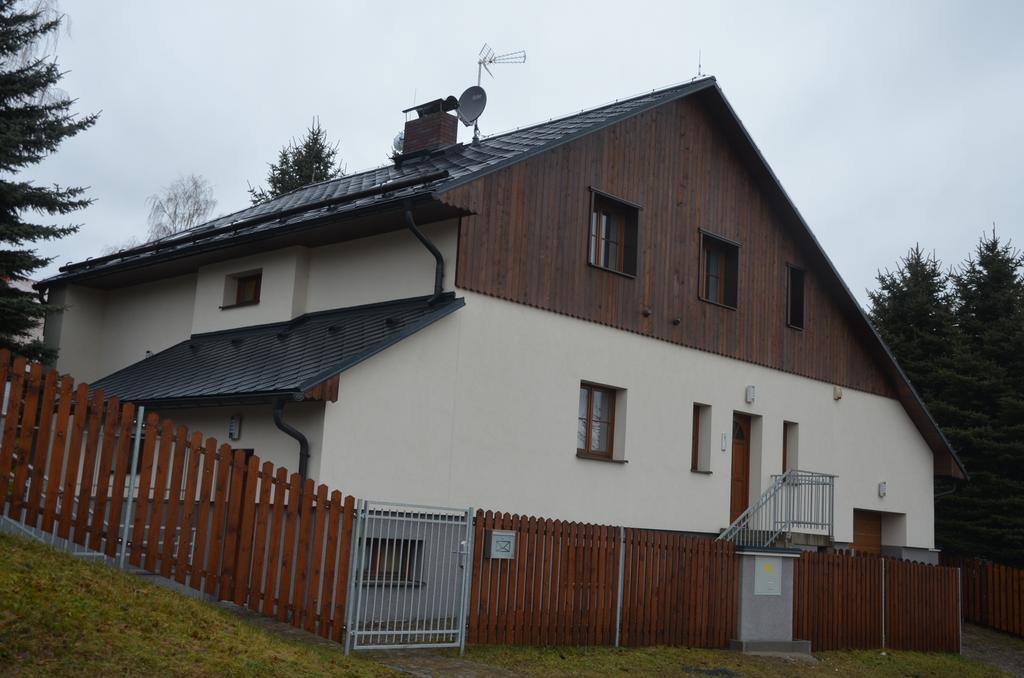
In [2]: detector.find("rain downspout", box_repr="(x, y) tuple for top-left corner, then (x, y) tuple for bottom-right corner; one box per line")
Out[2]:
(273, 398), (310, 480)
(403, 199), (444, 303)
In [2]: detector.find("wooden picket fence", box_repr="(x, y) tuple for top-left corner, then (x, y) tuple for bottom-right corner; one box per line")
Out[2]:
(1, 350), (966, 653)
(941, 556), (1024, 637)
(468, 511), (738, 647)
(793, 551), (960, 652)
(0, 350), (357, 642)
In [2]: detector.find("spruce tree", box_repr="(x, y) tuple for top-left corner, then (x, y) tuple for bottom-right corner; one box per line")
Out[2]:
(937, 232), (1024, 565)
(248, 118), (344, 205)
(868, 245), (957, 408)
(0, 0), (97, 362)
(869, 234), (1024, 566)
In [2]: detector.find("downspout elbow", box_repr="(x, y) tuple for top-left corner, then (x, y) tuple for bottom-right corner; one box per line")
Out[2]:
(273, 398), (310, 480)
(403, 199), (444, 303)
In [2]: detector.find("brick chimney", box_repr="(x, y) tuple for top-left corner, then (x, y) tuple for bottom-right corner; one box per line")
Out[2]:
(401, 96), (459, 156)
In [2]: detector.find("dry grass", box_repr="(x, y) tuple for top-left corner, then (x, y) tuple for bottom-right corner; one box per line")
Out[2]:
(0, 533), (394, 677)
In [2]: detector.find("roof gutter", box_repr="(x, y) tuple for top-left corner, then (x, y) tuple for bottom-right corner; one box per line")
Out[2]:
(403, 198), (445, 303)
(273, 398), (310, 480)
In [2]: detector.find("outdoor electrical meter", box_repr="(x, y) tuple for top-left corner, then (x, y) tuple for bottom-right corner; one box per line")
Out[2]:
(485, 529), (515, 559)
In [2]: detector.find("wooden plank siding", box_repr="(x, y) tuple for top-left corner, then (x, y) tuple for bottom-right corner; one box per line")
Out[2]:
(442, 96), (895, 398)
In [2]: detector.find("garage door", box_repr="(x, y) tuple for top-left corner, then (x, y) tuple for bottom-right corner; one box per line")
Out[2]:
(852, 510), (882, 555)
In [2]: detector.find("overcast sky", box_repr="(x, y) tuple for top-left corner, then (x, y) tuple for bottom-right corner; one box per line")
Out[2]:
(31, 0), (1024, 304)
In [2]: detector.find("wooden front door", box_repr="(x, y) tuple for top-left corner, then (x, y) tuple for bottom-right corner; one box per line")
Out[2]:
(852, 510), (883, 556)
(730, 413), (751, 523)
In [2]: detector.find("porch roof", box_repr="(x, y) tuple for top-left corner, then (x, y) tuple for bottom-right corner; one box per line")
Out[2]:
(90, 293), (463, 407)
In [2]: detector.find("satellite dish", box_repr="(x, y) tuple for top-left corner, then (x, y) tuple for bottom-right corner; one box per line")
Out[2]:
(393, 131), (404, 154)
(457, 86), (487, 127)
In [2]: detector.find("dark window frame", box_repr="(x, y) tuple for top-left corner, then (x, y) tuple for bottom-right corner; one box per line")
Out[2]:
(234, 272), (262, 306)
(786, 264), (806, 330)
(691, 404), (701, 471)
(577, 382), (617, 461)
(698, 230), (740, 310)
(221, 270), (263, 310)
(587, 188), (640, 278)
(361, 537), (424, 586)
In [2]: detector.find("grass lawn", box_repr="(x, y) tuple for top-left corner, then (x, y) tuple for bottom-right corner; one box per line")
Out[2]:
(464, 644), (1009, 677)
(0, 533), (392, 677)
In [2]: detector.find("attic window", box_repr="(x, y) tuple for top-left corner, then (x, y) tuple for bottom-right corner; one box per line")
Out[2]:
(787, 265), (805, 330)
(222, 270), (262, 309)
(588, 191), (638, 277)
(700, 232), (739, 309)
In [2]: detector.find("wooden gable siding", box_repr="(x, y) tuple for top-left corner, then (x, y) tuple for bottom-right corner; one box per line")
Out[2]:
(442, 97), (895, 398)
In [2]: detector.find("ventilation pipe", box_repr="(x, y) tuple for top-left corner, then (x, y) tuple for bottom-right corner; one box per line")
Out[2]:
(403, 199), (444, 303)
(273, 398), (310, 480)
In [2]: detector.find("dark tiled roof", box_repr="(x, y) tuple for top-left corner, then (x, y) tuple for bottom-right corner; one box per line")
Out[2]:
(46, 78), (719, 284)
(91, 294), (464, 405)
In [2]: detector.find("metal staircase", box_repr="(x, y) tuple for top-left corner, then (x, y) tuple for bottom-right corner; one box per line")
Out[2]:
(717, 470), (835, 549)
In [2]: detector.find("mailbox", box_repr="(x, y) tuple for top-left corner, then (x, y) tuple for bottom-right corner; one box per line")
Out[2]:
(485, 529), (516, 560)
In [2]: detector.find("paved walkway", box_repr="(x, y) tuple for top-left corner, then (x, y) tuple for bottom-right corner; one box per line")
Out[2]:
(367, 650), (525, 677)
(962, 623), (1024, 677)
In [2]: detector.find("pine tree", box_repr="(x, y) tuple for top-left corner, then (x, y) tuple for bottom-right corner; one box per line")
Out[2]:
(937, 232), (1024, 565)
(868, 245), (957, 408)
(0, 0), (97, 362)
(869, 234), (1024, 566)
(248, 118), (344, 205)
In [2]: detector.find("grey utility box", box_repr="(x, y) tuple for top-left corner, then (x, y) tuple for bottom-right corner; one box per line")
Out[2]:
(484, 529), (516, 559)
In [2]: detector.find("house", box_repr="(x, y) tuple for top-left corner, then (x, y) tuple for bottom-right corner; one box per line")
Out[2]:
(38, 77), (965, 563)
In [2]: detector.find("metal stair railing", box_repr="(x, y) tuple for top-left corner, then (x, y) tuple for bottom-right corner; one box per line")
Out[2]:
(717, 470), (835, 548)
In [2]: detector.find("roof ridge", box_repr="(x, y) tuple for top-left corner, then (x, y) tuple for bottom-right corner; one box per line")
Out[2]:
(123, 77), (719, 250)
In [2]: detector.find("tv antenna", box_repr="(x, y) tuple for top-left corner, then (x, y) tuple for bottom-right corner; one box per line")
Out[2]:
(477, 43), (526, 86)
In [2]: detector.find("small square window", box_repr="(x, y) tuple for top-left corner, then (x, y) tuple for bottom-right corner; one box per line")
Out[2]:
(222, 270), (262, 309)
(588, 192), (638, 276)
(787, 265), (805, 329)
(700, 233), (739, 308)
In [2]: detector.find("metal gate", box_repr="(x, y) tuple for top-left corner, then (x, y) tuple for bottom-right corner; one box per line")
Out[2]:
(344, 500), (474, 653)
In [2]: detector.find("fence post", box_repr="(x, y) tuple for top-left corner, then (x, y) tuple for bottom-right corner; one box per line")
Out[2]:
(957, 566), (962, 654)
(117, 406), (145, 570)
(615, 525), (625, 647)
(343, 498), (363, 655)
(880, 557), (886, 648)
(458, 506), (475, 657)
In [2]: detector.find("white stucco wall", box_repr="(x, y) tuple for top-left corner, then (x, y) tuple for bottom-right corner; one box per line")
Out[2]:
(44, 218), (458, 383)
(317, 291), (936, 549)
(155, 402), (326, 480)
(191, 247), (310, 334)
(305, 220), (457, 313)
(47, 275), (196, 383)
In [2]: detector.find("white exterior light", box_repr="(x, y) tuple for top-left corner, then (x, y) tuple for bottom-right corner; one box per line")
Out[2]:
(878, 481), (887, 498)
(228, 413), (243, 441)
(745, 385), (756, 404)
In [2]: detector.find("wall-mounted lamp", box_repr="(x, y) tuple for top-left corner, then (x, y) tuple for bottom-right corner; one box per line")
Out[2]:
(721, 433), (728, 452)
(745, 385), (756, 404)
(878, 481), (887, 498)
(228, 413), (243, 441)
(833, 386), (843, 401)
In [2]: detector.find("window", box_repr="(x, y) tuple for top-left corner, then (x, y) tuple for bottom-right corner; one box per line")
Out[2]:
(362, 538), (423, 585)
(588, 192), (638, 276)
(700, 232), (739, 308)
(783, 421), (798, 472)
(577, 383), (616, 459)
(691, 403), (711, 473)
(787, 265), (805, 329)
(222, 269), (262, 309)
